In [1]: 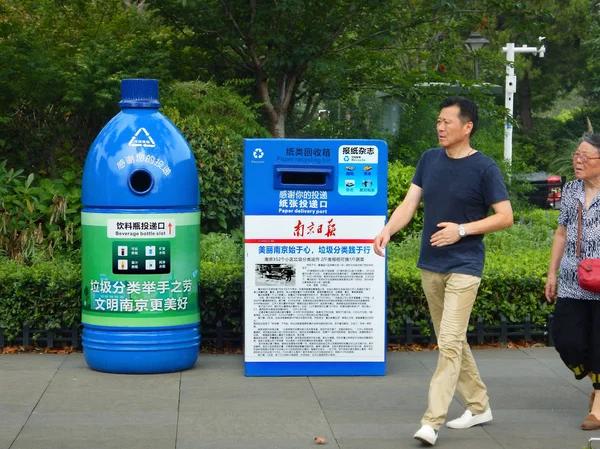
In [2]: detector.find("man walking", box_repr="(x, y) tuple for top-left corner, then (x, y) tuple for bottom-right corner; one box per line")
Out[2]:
(373, 96), (513, 446)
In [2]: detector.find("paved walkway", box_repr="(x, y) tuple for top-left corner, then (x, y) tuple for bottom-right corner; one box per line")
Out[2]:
(1, 348), (599, 449)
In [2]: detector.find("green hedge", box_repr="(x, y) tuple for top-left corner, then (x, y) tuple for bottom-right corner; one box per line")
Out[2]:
(386, 208), (557, 334)
(386, 246), (551, 335)
(387, 161), (424, 241)
(0, 256), (81, 340)
(0, 234), (246, 340)
(0, 210), (558, 342)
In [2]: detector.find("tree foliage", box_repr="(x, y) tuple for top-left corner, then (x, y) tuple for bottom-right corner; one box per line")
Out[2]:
(478, 0), (592, 130)
(152, 0), (511, 137)
(0, 0), (173, 173)
(0, 0), (599, 243)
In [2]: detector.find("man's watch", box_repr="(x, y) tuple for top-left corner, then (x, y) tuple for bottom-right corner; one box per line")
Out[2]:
(458, 224), (467, 238)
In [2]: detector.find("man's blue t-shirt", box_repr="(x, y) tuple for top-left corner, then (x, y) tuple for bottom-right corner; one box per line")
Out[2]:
(412, 148), (509, 277)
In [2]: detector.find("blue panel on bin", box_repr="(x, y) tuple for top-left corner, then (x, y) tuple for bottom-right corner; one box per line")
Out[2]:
(273, 165), (334, 190)
(245, 361), (386, 377)
(83, 324), (200, 374)
(244, 138), (387, 215)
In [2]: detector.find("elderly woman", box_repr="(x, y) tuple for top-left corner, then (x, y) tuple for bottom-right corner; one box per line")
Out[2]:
(546, 134), (600, 431)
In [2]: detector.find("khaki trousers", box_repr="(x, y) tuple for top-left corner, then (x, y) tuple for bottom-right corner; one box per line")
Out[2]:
(420, 269), (489, 430)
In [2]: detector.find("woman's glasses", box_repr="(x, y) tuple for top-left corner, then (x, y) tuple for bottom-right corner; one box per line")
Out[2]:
(572, 152), (600, 163)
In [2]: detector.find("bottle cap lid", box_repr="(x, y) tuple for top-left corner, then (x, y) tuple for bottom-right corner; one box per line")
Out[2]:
(119, 79), (161, 108)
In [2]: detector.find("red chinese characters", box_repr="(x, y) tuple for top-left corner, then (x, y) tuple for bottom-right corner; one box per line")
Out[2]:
(293, 219), (336, 237)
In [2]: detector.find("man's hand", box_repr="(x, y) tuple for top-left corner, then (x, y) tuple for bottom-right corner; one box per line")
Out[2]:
(430, 222), (461, 247)
(545, 273), (558, 303)
(373, 230), (391, 257)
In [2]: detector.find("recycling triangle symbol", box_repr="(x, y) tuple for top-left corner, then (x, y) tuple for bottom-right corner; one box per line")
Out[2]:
(128, 128), (156, 148)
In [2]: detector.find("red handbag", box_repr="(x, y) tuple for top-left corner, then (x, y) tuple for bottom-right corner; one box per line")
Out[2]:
(576, 203), (600, 293)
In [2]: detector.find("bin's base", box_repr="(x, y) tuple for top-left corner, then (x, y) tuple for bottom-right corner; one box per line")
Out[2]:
(82, 324), (200, 374)
(244, 361), (386, 376)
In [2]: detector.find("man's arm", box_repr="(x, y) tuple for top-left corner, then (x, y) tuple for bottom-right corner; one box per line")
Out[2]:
(373, 183), (422, 256)
(461, 200), (514, 235)
(430, 200), (513, 247)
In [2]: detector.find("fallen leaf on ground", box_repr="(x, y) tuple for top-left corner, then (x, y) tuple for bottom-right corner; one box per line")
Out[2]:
(43, 346), (76, 354)
(314, 436), (326, 444)
(1, 346), (30, 354)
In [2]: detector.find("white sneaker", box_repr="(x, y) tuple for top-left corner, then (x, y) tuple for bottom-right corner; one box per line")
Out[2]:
(414, 424), (438, 446)
(446, 408), (493, 429)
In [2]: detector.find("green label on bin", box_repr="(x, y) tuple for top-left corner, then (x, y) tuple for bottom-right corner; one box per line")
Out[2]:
(81, 212), (200, 327)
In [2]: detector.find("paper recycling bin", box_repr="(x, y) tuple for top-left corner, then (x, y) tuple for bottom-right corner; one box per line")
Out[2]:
(244, 138), (388, 376)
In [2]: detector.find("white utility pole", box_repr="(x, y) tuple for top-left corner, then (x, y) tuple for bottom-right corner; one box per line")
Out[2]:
(502, 38), (546, 163)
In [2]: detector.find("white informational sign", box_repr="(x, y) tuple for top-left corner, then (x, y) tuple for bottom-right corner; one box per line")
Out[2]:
(338, 144), (378, 164)
(107, 219), (176, 238)
(244, 215), (386, 362)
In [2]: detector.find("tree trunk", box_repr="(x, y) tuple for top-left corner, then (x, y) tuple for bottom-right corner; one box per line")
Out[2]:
(255, 69), (301, 138)
(269, 115), (286, 138)
(519, 72), (534, 131)
(256, 82), (287, 137)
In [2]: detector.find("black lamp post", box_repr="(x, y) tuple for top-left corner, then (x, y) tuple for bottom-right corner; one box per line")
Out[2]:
(464, 32), (490, 79)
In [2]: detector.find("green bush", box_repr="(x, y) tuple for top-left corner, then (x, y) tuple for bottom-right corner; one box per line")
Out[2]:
(0, 211), (559, 343)
(199, 233), (244, 331)
(0, 159), (81, 263)
(0, 255), (81, 340)
(485, 208), (557, 252)
(199, 261), (243, 332)
(163, 81), (268, 143)
(200, 232), (244, 263)
(386, 211), (558, 335)
(182, 123), (245, 235)
(0, 233), (246, 340)
(162, 80), (268, 234)
(387, 161), (423, 241)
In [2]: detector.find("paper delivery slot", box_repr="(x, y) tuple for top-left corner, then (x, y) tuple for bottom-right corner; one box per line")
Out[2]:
(273, 165), (334, 190)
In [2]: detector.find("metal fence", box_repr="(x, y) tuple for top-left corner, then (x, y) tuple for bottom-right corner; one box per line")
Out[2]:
(390, 314), (554, 347)
(0, 315), (554, 351)
(0, 323), (82, 349)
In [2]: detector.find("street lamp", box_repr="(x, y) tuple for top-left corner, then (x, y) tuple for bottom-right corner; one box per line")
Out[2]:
(464, 32), (489, 79)
(502, 38), (546, 163)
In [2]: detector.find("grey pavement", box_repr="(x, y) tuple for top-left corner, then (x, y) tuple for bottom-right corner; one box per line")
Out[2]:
(1, 348), (599, 449)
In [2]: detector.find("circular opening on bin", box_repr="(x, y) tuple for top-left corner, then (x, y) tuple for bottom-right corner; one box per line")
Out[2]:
(128, 169), (154, 195)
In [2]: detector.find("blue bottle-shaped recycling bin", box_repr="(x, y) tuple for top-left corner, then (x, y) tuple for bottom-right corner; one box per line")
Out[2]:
(81, 79), (201, 374)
